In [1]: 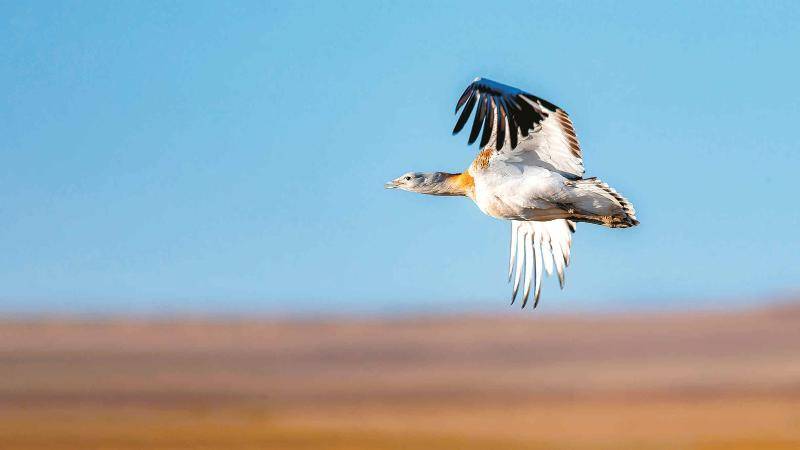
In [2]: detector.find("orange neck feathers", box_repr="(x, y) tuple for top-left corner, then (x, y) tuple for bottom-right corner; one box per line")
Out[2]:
(441, 172), (474, 198)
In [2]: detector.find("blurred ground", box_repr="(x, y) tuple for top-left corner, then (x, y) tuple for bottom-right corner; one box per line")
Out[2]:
(2, 303), (800, 449)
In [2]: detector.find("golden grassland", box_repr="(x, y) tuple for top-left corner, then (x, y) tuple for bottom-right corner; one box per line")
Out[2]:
(2, 304), (800, 449)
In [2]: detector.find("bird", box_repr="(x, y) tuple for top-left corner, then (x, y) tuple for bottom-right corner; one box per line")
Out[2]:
(385, 77), (639, 308)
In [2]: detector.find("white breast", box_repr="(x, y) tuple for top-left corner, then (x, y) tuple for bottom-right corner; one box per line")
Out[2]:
(470, 164), (569, 221)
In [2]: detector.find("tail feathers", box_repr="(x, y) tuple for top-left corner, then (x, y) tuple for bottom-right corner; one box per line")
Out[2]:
(567, 177), (639, 228)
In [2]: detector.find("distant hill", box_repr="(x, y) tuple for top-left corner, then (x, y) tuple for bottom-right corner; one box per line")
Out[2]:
(2, 302), (800, 449)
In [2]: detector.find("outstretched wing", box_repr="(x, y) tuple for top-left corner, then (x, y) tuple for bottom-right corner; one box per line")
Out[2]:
(509, 219), (575, 308)
(453, 77), (584, 179)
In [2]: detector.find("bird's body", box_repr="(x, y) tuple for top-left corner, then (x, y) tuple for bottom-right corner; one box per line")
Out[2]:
(386, 77), (638, 307)
(471, 159), (573, 222)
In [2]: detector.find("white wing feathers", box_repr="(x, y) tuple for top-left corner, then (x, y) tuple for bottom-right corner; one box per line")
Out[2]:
(512, 108), (584, 178)
(509, 219), (575, 308)
(453, 77), (585, 179)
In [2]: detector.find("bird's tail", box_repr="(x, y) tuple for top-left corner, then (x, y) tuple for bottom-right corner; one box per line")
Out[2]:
(564, 178), (639, 228)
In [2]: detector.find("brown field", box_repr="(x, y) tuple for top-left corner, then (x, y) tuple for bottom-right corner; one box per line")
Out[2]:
(2, 303), (800, 450)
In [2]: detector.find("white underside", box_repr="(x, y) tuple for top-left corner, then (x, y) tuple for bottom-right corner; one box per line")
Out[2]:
(471, 164), (572, 221)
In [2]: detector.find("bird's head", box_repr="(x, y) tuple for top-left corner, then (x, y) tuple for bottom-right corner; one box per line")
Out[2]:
(385, 172), (427, 192)
(384, 171), (469, 196)
(384, 172), (446, 194)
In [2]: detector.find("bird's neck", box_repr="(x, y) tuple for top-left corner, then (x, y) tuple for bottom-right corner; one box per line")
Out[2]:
(424, 172), (474, 197)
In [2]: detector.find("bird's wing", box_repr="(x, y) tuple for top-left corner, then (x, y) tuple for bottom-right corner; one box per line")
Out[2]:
(509, 219), (576, 308)
(453, 77), (584, 179)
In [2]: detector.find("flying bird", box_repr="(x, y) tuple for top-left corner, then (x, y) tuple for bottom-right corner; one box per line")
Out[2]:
(385, 78), (639, 308)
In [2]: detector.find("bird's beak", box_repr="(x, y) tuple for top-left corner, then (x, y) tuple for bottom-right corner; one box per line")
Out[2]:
(384, 179), (399, 189)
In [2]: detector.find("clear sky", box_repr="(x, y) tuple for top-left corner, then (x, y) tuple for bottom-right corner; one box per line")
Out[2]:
(2, 1), (799, 315)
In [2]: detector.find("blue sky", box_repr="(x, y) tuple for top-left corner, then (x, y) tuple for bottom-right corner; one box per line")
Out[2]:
(1, 1), (799, 314)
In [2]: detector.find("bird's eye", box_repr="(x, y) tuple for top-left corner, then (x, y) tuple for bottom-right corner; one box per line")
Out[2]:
(405, 176), (412, 181)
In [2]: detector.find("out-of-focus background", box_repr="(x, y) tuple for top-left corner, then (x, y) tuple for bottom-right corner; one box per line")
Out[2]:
(2, 1), (800, 449)
(3, 307), (800, 450)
